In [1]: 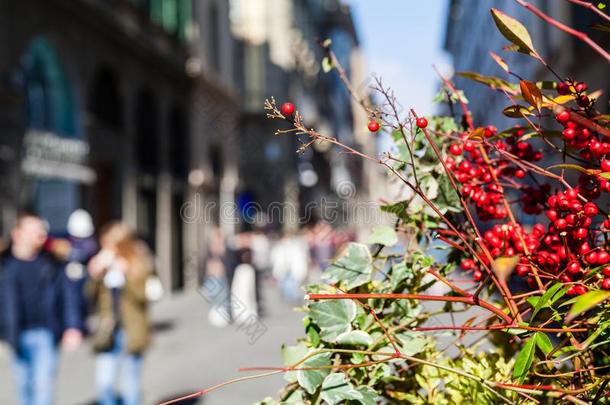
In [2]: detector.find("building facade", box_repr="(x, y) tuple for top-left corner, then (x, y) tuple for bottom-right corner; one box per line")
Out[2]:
(0, 0), (238, 291)
(230, 0), (366, 230)
(444, 0), (610, 127)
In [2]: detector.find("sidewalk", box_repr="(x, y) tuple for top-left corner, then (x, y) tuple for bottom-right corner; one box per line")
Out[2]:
(0, 282), (304, 405)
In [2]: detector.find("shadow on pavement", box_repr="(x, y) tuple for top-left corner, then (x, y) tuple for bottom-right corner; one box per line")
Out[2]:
(156, 392), (203, 405)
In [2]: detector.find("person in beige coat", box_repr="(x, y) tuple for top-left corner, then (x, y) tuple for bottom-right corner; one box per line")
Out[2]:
(87, 222), (152, 405)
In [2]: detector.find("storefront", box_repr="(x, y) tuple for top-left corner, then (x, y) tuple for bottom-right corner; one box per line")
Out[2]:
(18, 37), (91, 233)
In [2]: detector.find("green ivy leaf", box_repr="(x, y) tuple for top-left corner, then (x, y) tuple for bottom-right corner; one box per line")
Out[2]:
(282, 344), (308, 382)
(320, 373), (363, 405)
(336, 330), (374, 347)
(490, 8), (539, 57)
(296, 351), (332, 394)
(513, 335), (536, 382)
(323, 243), (373, 289)
(309, 299), (357, 342)
(391, 262), (410, 290)
(566, 290), (610, 322)
(350, 386), (379, 405)
(366, 226), (398, 246)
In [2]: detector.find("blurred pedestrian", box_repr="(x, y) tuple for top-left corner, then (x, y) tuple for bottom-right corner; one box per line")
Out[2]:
(250, 227), (270, 317)
(0, 212), (83, 405)
(231, 248), (258, 319)
(47, 209), (98, 333)
(270, 230), (309, 303)
(202, 227), (233, 327)
(87, 222), (153, 405)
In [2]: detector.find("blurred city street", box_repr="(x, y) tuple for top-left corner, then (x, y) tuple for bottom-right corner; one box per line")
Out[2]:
(0, 280), (304, 405)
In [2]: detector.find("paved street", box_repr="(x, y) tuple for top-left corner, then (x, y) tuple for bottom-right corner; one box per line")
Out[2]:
(0, 280), (304, 405)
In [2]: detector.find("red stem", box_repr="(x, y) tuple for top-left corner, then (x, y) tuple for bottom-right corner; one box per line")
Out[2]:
(515, 0), (610, 63)
(306, 293), (513, 324)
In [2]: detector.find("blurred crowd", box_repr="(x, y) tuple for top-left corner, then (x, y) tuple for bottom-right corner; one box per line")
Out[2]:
(0, 210), (158, 405)
(0, 210), (353, 405)
(203, 222), (355, 327)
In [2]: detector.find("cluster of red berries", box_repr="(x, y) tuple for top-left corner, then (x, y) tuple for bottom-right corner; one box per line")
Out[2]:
(461, 223), (541, 282)
(446, 127), (543, 220)
(454, 80), (610, 295)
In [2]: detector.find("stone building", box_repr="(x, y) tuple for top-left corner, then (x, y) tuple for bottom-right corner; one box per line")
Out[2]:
(444, 0), (610, 128)
(0, 0), (238, 291)
(230, 0), (366, 230)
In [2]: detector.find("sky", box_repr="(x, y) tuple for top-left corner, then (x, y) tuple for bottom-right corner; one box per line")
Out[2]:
(344, 0), (452, 115)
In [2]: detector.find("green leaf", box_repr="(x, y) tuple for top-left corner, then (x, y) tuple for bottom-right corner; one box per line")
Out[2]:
(530, 283), (566, 321)
(489, 51), (509, 73)
(336, 330), (373, 347)
(309, 299), (357, 342)
(320, 373), (363, 405)
(567, 290), (610, 322)
(520, 80), (542, 112)
(513, 335), (536, 382)
(503, 104), (533, 118)
(322, 56), (334, 73)
(391, 262), (409, 290)
(397, 332), (427, 356)
(296, 351), (332, 394)
(323, 243), (373, 289)
(457, 72), (518, 94)
(350, 386), (379, 405)
(282, 344), (308, 382)
(366, 226), (398, 246)
(491, 8), (539, 57)
(535, 333), (553, 355)
(546, 163), (598, 176)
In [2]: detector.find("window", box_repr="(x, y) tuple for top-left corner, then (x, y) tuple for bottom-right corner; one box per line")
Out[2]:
(21, 37), (77, 137)
(135, 88), (159, 174)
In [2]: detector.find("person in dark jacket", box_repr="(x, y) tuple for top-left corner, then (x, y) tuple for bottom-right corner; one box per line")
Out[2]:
(0, 212), (82, 405)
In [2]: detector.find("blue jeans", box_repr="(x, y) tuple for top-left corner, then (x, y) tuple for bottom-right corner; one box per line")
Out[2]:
(96, 329), (143, 405)
(12, 328), (59, 405)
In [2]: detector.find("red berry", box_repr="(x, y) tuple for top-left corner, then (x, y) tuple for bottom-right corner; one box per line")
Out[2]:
(574, 82), (587, 93)
(603, 279), (610, 290)
(416, 117), (428, 129)
(281, 102), (295, 116)
(577, 95), (590, 108)
(574, 285), (587, 295)
(566, 261), (581, 275)
(515, 169), (526, 179)
(563, 128), (576, 140)
(573, 228), (588, 240)
(557, 81), (570, 95)
(484, 125), (497, 138)
(602, 266), (610, 277)
(368, 120), (380, 132)
(473, 270), (483, 282)
(461, 259), (475, 270)
(584, 202), (598, 217)
(556, 110), (570, 123)
(601, 160), (610, 172)
(449, 144), (462, 156)
(598, 251), (610, 265)
(554, 218), (567, 230)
